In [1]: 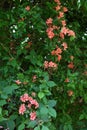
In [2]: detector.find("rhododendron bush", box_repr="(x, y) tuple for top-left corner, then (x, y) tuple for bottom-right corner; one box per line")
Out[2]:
(0, 0), (87, 130)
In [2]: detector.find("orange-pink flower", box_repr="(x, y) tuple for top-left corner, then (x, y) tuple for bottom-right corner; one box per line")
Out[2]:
(46, 18), (53, 26)
(30, 99), (39, 109)
(53, 25), (59, 30)
(30, 112), (36, 120)
(54, 0), (61, 5)
(67, 30), (75, 37)
(15, 80), (21, 85)
(25, 6), (30, 11)
(46, 27), (55, 39)
(62, 42), (68, 50)
(58, 55), (62, 61)
(55, 5), (61, 11)
(44, 61), (49, 69)
(19, 104), (26, 115)
(84, 71), (87, 76)
(70, 56), (74, 60)
(44, 61), (57, 69)
(68, 62), (74, 69)
(48, 61), (57, 68)
(67, 90), (74, 96)
(61, 20), (66, 26)
(64, 78), (69, 82)
(27, 103), (32, 109)
(63, 7), (68, 12)
(61, 27), (68, 35)
(51, 50), (56, 55)
(55, 47), (62, 55)
(60, 32), (64, 39)
(58, 12), (64, 19)
(32, 75), (37, 82)
(20, 93), (29, 102)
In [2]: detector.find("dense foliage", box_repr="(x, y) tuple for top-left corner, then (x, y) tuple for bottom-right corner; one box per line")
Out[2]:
(0, 0), (87, 130)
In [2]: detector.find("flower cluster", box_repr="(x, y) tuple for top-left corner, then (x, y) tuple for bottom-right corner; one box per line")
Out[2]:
(44, 61), (57, 69)
(15, 80), (28, 85)
(45, 0), (75, 69)
(19, 93), (39, 121)
(51, 46), (62, 62)
(46, 18), (58, 39)
(60, 27), (75, 39)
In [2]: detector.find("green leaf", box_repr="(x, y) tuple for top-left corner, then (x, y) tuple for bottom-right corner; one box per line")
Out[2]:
(38, 92), (45, 99)
(64, 124), (73, 130)
(18, 123), (25, 130)
(79, 114), (85, 120)
(68, 124), (73, 130)
(64, 125), (68, 130)
(47, 81), (56, 87)
(3, 84), (19, 95)
(34, 126), (40, 130)
(27, 50), (37, 65)
(40, 106), (48, 115)
(0, 100), (6, 106)
(70, 36), (75, 41)
(48, 107), (57, 118)
(17, 73), (24, 80)
(42, 125), (49, 130)
(48, 100), (56, 107)
(7, 120), (15, 130)
(8, 59), (18, 67)
(27, 120), (37, 128)
(0, 117), (7, 122)
(10, 114), (18, 120)
(0, 107), (2, 115)
(43, 73), (49, 81)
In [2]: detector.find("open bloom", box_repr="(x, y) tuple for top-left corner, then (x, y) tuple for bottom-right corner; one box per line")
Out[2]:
(68, 62), (74, 69)
(55, 48), (62, 55)
(67, 30), (75, 37)
(62, 42), (68, 50)
(55, 5), (61, 11)
(52, 47), (62, 56)
(46, 18), (53, 26)
(20, 93), (29, 102)
(61, 27), (69, 35)
(49, 61), (57, 68)
(54, 0), (61, 5)
(30, 99), (39, 109)
(63, 7), (68, 12)
(19, 104), (26, 115)
(25, 6), (30, 11)
(67, 90), (74, 96)
(61, 20), (66, 26)
(64, 78), (69, 82)
(46, 27), (55, 39)
(58, 12), (64, 19)
(44, 61), (49, 69)
(58, 55), (62, 61)
(60, 32), (64, 39)
(15, 80), (21, 85)
(30, 112), (36, 120)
